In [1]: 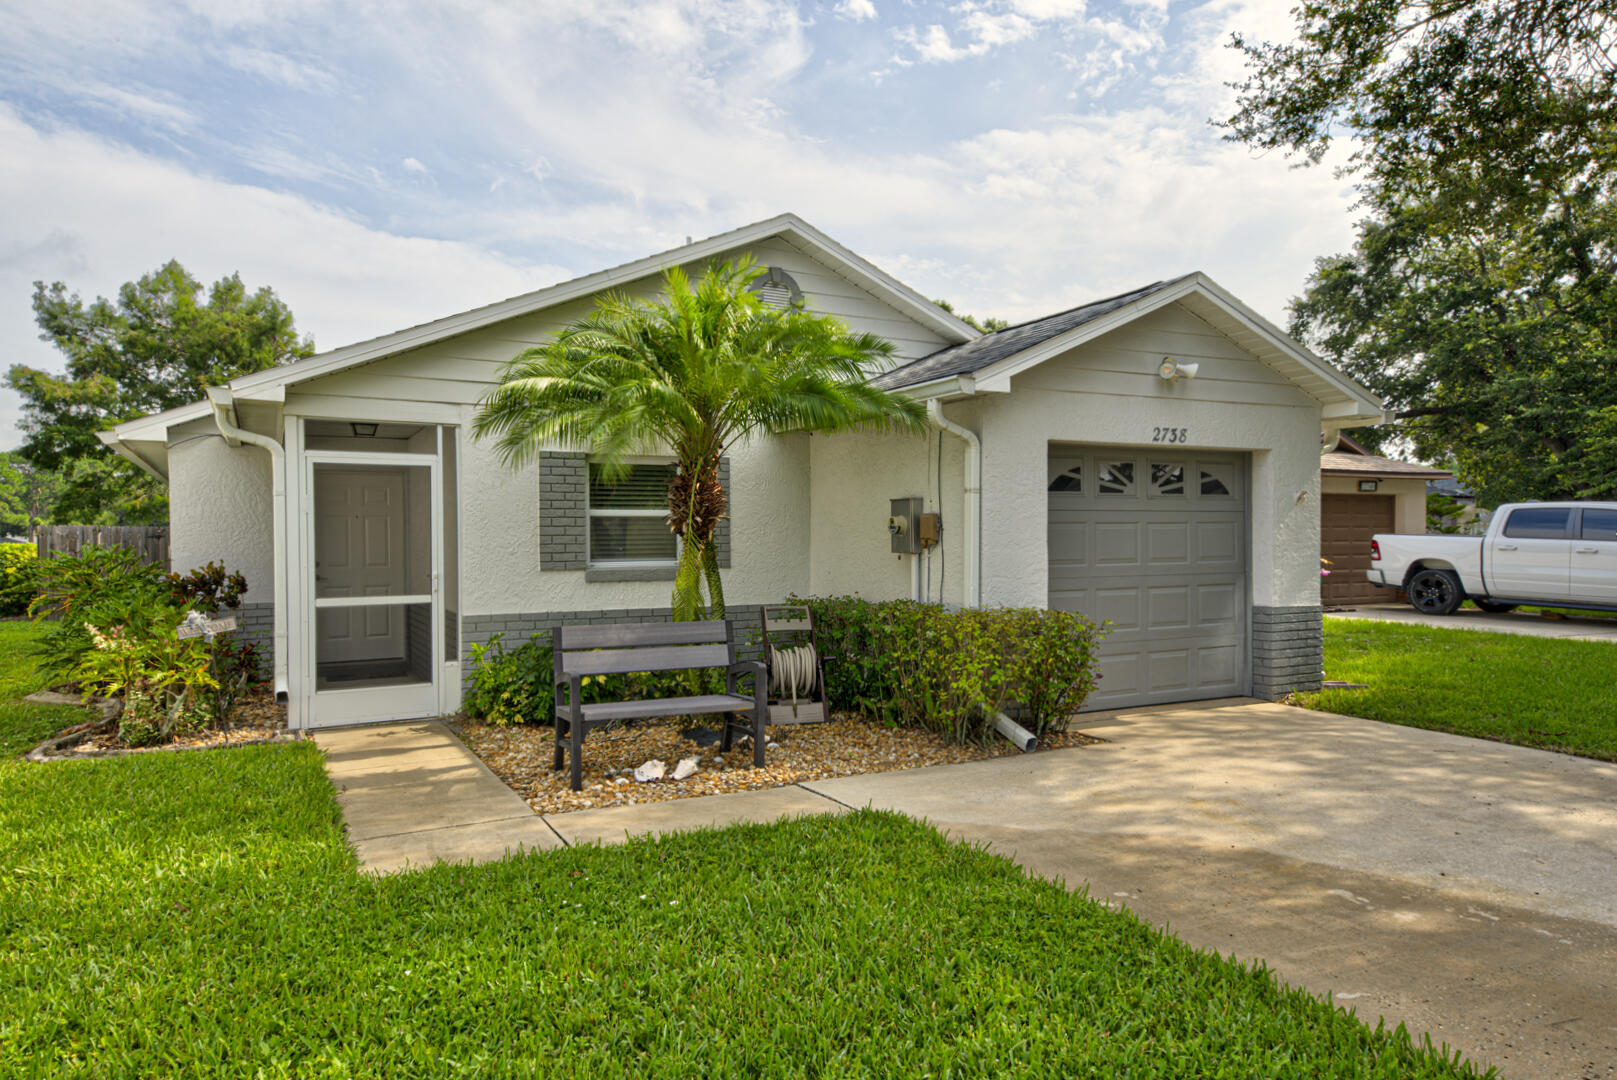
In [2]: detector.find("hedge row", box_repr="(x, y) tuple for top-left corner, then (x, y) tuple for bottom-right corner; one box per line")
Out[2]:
(806, 597), (1106, 742)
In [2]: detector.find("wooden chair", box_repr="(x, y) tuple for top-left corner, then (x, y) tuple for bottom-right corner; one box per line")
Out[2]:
(552, 621), (766, 792)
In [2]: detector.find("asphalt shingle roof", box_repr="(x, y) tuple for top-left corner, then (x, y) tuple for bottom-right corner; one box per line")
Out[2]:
(872, 274), (1196, 390)
(1321, 451), (1450, 478)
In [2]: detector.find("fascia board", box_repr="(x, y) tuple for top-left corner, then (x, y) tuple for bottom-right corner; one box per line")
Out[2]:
(1188, 275), (1384, 414)
(778, 216), (979, 342)
(102, 399), (214, 442)
(227, 213), (975, 399)
(96, 429), (169, 481)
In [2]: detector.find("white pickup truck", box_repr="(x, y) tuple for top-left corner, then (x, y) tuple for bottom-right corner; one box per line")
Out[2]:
(1368, 501), (1617, 615)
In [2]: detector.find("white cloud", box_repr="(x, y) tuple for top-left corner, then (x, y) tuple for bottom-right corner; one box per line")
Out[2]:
(0, 0), (1362, 454)
(0, 107), (565, 448)
(220, 46), (340, 92)
(834, 0), (878, 20)
(402, 156), (428, 174)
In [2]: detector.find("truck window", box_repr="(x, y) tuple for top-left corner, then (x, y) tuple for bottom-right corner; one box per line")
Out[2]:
(1503, 507), (1572, 539)
(1581, 508), (1617, 541)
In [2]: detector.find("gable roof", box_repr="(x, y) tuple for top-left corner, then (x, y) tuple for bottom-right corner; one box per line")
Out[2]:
(873, 271), (1385, 424)
(873, 276), (1191, 390)
(223, 212), (978, 404)
(1322, 434), (1450, 478)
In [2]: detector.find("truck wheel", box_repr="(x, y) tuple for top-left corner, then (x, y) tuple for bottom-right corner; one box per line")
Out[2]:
(1475, 600), (1518, 614)
(1408, 569), (1463, 615)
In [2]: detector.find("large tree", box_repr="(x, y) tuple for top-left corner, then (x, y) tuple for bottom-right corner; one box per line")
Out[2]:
(1290, 198), (1617, 504)
(473, 260), (928, 621)
(1227, 0), (1617, 504)
(9, 260), (313, 523)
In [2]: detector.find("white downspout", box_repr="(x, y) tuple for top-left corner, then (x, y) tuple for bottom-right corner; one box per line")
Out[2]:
(928, 399), (981, 607)
(206, 386), (289, 702)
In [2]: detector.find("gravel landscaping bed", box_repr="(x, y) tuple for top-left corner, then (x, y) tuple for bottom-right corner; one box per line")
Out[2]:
(455, 714), (1102, 815)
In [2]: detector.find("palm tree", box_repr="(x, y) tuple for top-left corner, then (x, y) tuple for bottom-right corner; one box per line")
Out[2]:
(474, 259), (928, 621)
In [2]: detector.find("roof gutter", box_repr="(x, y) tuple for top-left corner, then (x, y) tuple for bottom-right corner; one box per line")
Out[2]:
(206, 386), (289, 704)
(928, 400), (981, 607)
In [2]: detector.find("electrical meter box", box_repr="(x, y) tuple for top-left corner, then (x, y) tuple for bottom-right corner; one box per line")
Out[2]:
(889, 497), (922, 554)
(917, 512), (941, 549)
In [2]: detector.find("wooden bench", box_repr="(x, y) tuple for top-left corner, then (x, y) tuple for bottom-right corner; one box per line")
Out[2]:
(552, 620), (767, 792)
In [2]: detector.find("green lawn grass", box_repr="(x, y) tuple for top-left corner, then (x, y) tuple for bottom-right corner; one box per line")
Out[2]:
(0, 622), (1484, 1078)
(1303, 618), (1617, 760)
(0, 620), (88, 756)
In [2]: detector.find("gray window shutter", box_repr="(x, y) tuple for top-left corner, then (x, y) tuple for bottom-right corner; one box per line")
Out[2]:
(717, 456), (731, 569)
(539, 452), (586, 570)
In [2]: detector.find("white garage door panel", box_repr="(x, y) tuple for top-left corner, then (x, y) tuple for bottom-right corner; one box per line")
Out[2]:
(1049, 448), (1248, 710)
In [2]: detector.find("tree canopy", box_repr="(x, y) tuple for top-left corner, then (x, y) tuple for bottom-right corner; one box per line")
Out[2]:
(474, 260), (927, 621)
(0, 453), (62, 537)
(1225, 0), (1617, 228)
(8, 261), (312, 523)
(1228, 0), (1617, 505)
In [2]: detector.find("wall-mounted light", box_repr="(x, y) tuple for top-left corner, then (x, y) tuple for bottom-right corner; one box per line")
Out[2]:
(1358, 479), (1379, 492)
(1158, 357), (1199, 381)
(351, 422), (379, 438)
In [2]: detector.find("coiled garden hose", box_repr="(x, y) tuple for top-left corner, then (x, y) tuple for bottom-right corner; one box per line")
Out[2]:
(767, 643), (820, 707)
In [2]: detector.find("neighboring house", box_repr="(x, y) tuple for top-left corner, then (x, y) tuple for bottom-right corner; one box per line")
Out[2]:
(1319, 434), (1450, 607)
(99, 213), (1385, 728)
(1426, 475), (1491, 533)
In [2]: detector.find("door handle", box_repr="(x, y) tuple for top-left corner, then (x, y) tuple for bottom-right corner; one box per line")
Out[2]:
(1575, 547), (1599, 554)
(1496, 544), (1518, 551)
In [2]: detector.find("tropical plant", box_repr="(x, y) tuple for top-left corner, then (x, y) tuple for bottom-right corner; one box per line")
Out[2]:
(79, 614), (218, 746)
(473, 260), (928, 622)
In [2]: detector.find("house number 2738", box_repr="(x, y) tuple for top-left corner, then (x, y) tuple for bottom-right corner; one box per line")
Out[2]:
(1152, 427), (1188, 444)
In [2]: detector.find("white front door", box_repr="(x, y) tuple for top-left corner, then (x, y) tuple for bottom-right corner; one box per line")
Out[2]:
(315, 468), (407, 664)
(304, 452), (441, 728)
(1573, 507), (1617, 605)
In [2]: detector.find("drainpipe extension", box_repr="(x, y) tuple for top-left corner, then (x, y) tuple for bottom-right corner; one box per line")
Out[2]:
(206, 386), (289, 703)
(1321, 425), (1345, 455)
(928, 399), (981, 607)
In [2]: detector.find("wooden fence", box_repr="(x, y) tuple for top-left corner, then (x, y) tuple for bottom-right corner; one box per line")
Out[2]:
(36, 525), (170, 569)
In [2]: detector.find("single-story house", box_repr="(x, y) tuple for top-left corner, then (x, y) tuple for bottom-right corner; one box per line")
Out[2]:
(1319, 434), (1451, 607)
(100, 213), (1386, 728)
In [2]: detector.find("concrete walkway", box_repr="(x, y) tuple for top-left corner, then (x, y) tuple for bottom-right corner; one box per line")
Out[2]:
(1330, 602), (1617, 642)
(315, 705), (1617, 1079)
(313, 721), (565, 873)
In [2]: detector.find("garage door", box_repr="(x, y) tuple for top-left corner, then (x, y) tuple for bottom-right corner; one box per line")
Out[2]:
(1320, 493), (1395, 607)
(1048, 448), (1248, 709)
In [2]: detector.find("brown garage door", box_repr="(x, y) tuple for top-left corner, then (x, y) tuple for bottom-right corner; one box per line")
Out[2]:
(1321, 493), (1395, 607)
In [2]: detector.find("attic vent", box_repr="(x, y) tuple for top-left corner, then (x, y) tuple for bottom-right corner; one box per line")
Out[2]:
(747, 266), (803, 310)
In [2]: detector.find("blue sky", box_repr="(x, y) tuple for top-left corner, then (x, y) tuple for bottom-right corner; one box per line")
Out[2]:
(0, 0), (1358, 448)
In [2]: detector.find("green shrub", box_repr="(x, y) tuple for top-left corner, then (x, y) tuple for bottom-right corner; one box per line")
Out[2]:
(806, 597), (1105, 742)
(0, 545), (38, 616)
(465, 630), (717, 727)
(465, 632), (555, 726)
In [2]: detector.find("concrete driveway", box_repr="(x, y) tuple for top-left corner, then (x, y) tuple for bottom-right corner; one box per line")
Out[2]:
(802, 701), (1617, 1080)
(1331, 602), (1617, 642)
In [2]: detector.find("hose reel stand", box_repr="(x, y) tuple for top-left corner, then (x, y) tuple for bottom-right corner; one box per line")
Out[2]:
(759, 604), (832, 725)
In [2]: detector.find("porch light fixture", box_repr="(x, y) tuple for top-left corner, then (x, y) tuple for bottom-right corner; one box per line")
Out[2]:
(1157, 357), (1199, 381)
(1358, 479), (1379, 492)
(350, 422), (379, 438)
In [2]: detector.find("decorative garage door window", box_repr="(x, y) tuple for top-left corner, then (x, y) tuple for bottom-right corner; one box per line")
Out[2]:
(588, 462), (678, 564)
(1150, 463), (1186, 496)
(1199, 465), (1233, 497)
(1097, 462), (1135, 495)
(1048, 465), (1083, 492)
